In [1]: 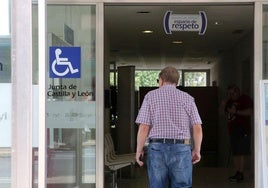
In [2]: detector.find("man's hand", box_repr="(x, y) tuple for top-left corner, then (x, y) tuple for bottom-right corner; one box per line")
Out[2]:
(192, 124), (202, 164)
(136, 124), (149, 167)
(192, 149), (201, 164)
(136, 151), (144, 166)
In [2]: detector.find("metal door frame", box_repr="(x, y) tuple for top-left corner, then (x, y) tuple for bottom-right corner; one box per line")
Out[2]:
(31, 1), (264, 188)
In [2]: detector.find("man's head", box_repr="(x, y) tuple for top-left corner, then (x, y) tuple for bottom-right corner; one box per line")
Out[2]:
(158, 66), (179, 86)
(227, 84), (241, 100)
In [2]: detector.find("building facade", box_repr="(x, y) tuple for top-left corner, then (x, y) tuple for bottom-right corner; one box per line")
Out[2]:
(1, 0), (268, 187)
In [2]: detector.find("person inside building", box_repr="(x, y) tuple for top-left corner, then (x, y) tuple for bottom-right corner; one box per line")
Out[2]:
(223, 84), (253, 183)
(135, 66), (203, 188)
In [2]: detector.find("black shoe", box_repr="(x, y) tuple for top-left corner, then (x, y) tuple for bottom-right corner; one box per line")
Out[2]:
(228, 171), (244, 183)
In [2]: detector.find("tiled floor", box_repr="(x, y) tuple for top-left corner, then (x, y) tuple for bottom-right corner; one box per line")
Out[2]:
(106, 166), (254, 188)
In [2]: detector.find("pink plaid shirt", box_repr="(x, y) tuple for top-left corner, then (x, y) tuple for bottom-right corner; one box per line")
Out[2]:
(136, 84), (202, 139)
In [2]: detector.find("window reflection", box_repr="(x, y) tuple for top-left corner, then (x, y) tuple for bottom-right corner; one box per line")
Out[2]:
(45, 5), (96, 187)
(0, 1), (11, 187)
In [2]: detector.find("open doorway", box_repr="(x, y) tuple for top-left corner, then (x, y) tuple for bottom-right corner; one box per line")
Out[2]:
(104, 3), (254, 187)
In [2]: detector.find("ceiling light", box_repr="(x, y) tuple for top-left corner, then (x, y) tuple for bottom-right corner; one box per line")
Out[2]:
(172, 41), (183, 44)
(214, 21), (222, 26)
(142, 30), (153, 34)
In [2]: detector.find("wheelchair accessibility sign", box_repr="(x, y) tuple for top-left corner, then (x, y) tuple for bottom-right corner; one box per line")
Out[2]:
(49, 47), (81, 78)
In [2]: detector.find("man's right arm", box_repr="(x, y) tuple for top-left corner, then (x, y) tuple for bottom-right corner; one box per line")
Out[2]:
(136, 124), (150, 166)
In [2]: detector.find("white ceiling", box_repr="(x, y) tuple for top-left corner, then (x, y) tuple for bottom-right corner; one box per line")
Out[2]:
(105, 3), (254, 70)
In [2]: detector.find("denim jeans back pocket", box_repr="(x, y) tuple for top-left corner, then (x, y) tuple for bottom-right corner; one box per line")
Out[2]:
(171, 145), (191, 170)
(148, 143), (166, 170)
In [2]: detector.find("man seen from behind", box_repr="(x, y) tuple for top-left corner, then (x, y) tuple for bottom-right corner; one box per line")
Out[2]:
(135, 66), (203, 188)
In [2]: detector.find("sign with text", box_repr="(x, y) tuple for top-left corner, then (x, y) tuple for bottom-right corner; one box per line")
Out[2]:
(163, 11), (207, 35)
(47, 101), (96, 129)
(47, 83), (95, 101)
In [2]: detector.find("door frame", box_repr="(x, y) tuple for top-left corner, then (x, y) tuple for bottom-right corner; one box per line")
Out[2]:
(34, 1), (265, 188)
(38, 1), (104, 188)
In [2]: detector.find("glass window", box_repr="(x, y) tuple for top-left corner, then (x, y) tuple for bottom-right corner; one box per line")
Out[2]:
(45, 5), (96, 187)
(0, 37), (11, 83)
(261, 5), (268, 182)
(111, 69), (209, 88)
(110, 70), (160, 89)
(135, 70), (183, 89)
(110, 71), (117, 86)
(182, 70), (209, 86)
(110, 70), (183, 90)
(135, 70), (159, 89)
(0, 0), (11, 83)
(0, 0), (11, 187)
(32, 4), (39, 186)
(0, 0), (10, 36)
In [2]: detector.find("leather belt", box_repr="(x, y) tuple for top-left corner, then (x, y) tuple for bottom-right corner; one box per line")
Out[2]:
(149, 138), (191, 145)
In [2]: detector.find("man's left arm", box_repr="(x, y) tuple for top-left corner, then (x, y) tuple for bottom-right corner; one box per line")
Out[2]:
(192, 124), (203, 164)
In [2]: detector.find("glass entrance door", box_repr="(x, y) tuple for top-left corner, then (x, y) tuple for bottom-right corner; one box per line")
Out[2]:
(45, 4), (97, 187)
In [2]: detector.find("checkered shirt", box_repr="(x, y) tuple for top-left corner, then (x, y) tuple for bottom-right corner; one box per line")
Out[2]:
(135, 85), (202, 139)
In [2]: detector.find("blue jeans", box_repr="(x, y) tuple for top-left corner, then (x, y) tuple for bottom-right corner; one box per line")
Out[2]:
(147, 143), (192, 188)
